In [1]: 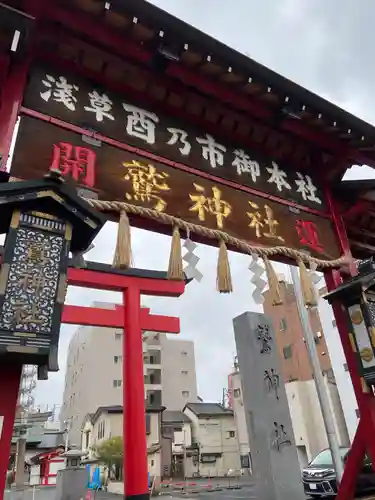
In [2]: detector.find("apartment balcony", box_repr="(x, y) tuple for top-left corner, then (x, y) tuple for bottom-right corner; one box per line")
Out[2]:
(145, 389), (162, 407)
(144, 350), (161, 365)
(144, 383), (162, 392)
(144, 371), (161, 386)
(143, 332), (161, 350)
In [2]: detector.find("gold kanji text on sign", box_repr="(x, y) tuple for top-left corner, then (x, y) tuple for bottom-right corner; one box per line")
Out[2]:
(189, 183), (231, 229)
(27, 243), (48, 264)
(13, 301), (43, 324)
(123, 160), (170, 212)
(246, 201), (284, 242)
(19, 272), (45, 295)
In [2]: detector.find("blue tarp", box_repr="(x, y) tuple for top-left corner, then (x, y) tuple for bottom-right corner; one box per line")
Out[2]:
(86, 464), (101, 490)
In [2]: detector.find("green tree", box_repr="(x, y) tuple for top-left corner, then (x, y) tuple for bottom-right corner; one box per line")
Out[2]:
(93, 436), (123, 481)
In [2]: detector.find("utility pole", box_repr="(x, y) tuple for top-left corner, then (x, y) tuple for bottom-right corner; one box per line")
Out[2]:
(64, 418), (71, 452)
(183, 429), (187, 481)
(289, 265), (344, 481)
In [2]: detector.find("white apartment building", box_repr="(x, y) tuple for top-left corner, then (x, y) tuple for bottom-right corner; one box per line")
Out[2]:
(318, 288), (359, 442)
(229, 368), (350, 468)
(60, 302), (198, 444)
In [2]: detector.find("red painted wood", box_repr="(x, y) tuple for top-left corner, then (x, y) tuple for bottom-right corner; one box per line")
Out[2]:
(343, 200), (373, 221)
(44, 4), (271, 121)
(62, 304), (180, 333)
(324, 184), (372, 499)
(0, 362), (22, 500)
(0, 60), (30, 171)
(20, 106), (332, 219)
(283, 119), (373, 168)
(123, 286), (149, 498)
(336, 421), (366, 499)
(67, 268), (185, 296)
(41, 5), (375, 169)
(325, 186), (358, 274)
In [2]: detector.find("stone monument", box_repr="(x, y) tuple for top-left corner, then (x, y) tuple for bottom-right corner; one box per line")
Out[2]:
(54, 447), (87, 500)
(233, 311), (305, 500)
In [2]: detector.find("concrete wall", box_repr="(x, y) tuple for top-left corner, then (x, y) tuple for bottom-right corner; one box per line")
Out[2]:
(172, 422), (192, 454)
(229, 372), (250, 458)
(160, 336), (199, 410)
(184, 408), (240, 477)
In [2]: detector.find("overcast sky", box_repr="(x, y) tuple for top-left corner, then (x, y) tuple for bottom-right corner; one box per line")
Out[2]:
(31, 0), (375, 412)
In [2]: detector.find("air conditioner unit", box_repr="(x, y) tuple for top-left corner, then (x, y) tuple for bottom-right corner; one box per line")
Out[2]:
(316, 331), (322, 338)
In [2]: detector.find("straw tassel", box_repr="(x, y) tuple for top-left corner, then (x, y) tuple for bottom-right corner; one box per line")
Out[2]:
(263, 256), (283, 305)
(298, 259), (318, 307)
(167, 226), (184, 280)
(112, 210), (132, 269)
(216, 240), (233, 293)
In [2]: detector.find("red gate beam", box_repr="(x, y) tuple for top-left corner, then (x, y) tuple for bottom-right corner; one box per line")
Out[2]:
(62, 304), (180, 333)
(67, 263), (185, 296)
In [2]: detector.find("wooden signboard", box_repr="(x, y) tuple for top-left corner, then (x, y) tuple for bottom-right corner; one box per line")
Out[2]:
(22, 64), (325, 211)
(11, 116), (339, 260)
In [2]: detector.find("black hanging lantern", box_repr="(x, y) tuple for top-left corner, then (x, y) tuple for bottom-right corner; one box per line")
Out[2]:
(0, 172), (106, 373)
(324, 259), (375, 387)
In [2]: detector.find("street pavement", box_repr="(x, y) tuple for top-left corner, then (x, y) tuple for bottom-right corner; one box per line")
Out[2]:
(4, 484), (375, 500)
(3, 487), (120, 500)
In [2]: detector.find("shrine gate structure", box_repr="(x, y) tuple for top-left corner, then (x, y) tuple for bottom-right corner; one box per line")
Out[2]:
(1, 1), (375, 499)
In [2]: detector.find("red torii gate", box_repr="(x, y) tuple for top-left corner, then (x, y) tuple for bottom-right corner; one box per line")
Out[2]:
(0, 261), (185, 500)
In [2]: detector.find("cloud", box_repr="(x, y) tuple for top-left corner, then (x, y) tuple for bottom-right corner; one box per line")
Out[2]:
(34, 0), (375, 409)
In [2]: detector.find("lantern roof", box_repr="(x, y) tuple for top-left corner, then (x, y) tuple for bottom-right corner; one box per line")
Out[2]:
(0, 172), (106, 252)
(323, 260), (375, 304)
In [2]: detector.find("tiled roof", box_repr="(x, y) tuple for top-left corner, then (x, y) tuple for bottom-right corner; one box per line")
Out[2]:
(162, 410), (191, 423)
(91, 404), (165, 424)
(184, 403), (233, 417)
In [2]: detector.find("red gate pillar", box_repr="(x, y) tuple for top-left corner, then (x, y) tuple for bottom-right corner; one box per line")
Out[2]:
(123, 286), (149, 500)
(0, 60), (29, 171)
(324, 189), (375, 499)
(0, 362), (22, 499)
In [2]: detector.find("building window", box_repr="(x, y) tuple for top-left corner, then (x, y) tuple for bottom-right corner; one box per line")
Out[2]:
(181, 370), (188, 375)
(85, 431), (90, 449)
(114, 356), (122, 364)
(182, 390), (190, 398)
(228, 430), (235, 438)
(181, 351), (188, 356)
(314, 336), (320, 344)
(115, 333), (122, 341)
(233, 388), (241, 398)
(343, 363), (349, 372)
(97, 421), (105, 440)
(279, 318), (287, 331)
(113, 379), (122, 388)
(332, 319), (337, 328)
(283, 345), (293, 359)
(355, 409), (360, 418)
